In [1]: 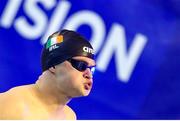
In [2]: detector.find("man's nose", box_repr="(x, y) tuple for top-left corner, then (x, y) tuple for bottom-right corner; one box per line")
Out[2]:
(83, 68), (93, 79)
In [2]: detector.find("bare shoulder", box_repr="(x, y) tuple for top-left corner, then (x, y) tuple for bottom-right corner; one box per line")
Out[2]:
(0, 87), (21, 105)
(0, 86), (27, 119)
(64, 105), (77, 120)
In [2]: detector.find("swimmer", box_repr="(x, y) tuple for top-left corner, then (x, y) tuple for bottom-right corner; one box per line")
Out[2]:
(0, 29), (96, 119)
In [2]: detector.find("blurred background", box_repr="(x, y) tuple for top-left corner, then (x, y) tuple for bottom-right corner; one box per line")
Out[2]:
(0, 0), (180, 119)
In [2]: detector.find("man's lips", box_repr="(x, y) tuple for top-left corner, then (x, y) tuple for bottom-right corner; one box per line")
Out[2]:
(84, 81), (93, 90)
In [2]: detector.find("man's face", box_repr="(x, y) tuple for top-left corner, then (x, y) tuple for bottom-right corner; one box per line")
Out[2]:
(53, 56), (96, 97)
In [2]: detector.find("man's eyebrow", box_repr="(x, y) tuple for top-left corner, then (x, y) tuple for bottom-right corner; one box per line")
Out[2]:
(74, 58), (95, 66)
(88, 62), (96, 67)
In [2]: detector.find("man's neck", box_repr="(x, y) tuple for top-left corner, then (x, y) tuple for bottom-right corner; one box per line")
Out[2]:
(32, 73), (71, 110)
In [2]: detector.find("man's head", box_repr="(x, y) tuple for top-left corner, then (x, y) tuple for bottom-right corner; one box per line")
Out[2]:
(41, 29), (96, 97)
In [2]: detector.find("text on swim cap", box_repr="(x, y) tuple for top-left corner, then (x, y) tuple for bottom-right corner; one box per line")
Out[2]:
(49, 44), (59, 51)
(83, 46), (95, 54)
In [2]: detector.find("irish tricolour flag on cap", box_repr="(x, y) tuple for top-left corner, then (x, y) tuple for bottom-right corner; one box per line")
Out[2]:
(46, 35), (63, 49)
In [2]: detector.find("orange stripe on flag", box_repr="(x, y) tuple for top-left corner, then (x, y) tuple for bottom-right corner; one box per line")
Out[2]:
(57, 35), (63, 43)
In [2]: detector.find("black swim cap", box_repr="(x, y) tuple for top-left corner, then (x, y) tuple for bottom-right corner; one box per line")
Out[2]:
(41, 29), (95, 72)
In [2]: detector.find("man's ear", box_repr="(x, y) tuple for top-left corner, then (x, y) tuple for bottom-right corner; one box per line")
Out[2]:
(49, 66), (56, 74)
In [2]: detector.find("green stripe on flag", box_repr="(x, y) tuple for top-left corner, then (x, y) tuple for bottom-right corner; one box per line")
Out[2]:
(46, 39), (51, 49)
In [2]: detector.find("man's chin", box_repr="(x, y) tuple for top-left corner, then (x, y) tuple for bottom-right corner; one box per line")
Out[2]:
(75, 90), (91, 97)
(70, 88), (91, 97)
(82, 89), (91, 96)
